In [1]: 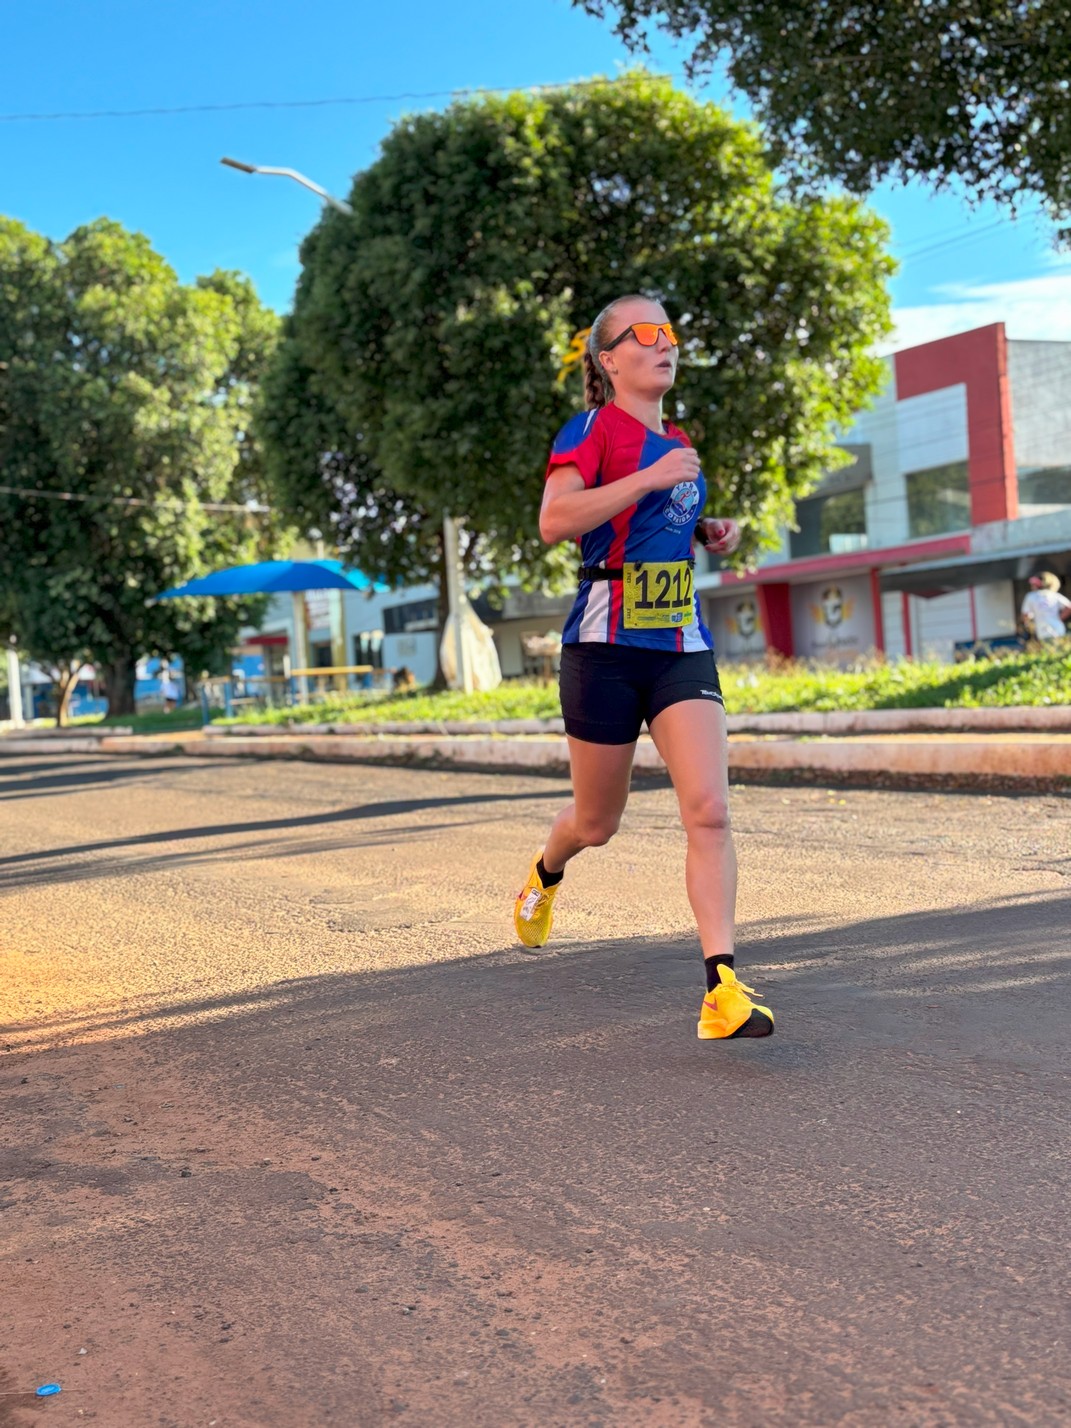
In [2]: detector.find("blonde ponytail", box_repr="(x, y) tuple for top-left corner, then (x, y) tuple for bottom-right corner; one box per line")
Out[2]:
(582, 351), (608, 410)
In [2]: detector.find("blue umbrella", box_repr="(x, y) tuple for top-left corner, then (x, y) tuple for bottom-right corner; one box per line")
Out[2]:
(156, 559), (383, 599)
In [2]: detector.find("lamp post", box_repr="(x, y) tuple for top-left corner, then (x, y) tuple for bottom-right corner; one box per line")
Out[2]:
(220, 157), (353, 215)
(220, 156), (472, 692)
(442, 515), (474, 695)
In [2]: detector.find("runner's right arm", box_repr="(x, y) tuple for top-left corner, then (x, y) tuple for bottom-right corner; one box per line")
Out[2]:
(540, 449), (700, 544)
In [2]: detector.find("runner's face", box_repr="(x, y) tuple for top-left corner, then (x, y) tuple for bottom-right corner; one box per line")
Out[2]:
(600, 300), (678, 400)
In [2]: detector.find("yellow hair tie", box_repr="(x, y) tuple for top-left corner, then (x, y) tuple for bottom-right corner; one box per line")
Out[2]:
(556, 327), (591, 385)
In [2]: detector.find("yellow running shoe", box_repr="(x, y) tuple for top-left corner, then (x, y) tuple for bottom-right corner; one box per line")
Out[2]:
(698, 963), (774, 1039)
(514, 851), (561, 948)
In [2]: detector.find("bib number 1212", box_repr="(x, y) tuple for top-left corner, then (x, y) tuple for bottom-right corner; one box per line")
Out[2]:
(622, 561), (694, 629)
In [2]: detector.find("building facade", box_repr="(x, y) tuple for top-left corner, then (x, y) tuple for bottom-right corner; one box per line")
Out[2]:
(700, 323), (1071, 664)
(237, 579), (444, 693)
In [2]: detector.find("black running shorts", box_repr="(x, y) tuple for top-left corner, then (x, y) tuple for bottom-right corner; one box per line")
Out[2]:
(558, 643), (725, 745)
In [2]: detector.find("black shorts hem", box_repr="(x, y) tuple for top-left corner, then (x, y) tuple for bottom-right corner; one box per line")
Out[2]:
(647, 684), (725, 726)
(562, 717), (643, 746)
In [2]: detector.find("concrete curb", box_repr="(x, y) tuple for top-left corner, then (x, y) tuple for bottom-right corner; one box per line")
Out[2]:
(206, 704), (1071, 738)
(4, 729), (1070, 791)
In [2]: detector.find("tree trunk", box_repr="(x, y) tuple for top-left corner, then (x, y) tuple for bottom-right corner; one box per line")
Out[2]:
(54, 664), (83, 728)
(102, 656), (137, 717)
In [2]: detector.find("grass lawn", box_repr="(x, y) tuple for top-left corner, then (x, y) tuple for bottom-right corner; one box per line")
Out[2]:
(68, 707), (221, 734)
(214, 643), (1071, 726)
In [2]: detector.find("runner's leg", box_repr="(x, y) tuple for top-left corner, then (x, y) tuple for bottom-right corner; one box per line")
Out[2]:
(542, 736), (636, 872)
(647, 699), (735, 960)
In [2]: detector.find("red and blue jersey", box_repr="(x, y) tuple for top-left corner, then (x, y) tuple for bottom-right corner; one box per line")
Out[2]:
(546, 402), (715, 651)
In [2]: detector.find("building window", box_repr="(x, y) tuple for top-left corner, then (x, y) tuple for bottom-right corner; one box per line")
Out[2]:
(383, 599), (439, 634)
(906, 461), (970, 537)
(790, 488), (868, 559)
(1018, 466), (1071, 514)
(353, 632), (384, 669)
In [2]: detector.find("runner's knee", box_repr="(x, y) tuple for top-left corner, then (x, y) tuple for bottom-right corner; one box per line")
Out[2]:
(680, 792), (731, 836)
(575, 811), (622, 847)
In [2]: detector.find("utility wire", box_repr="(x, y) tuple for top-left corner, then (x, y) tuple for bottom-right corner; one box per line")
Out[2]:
(0, 483), (270, 513)
(0, 32), (1047, 125)
(0, 76), (1051, 261)
(0, 74), (686, 124)
(898, 217), (1012, 260)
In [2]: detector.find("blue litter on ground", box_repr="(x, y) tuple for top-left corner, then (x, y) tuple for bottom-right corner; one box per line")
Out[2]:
(36, 1383), (62, 1396)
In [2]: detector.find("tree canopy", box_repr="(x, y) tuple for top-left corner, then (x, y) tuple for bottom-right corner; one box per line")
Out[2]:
(0, 217), (281, 717)
(262, 71), (893, 620)
(576, 1), (1071, 226)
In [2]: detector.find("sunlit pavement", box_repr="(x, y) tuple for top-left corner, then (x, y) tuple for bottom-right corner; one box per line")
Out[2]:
(2, 754), (1068, 1426)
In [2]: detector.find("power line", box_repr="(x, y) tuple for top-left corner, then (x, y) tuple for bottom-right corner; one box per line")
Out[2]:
(0, 74), (685, 125)
(899, 217), (1011, 261)
(0, 75), (1052, 264)
(0, 31), (1047, 125)
(0, 484), (270, 514)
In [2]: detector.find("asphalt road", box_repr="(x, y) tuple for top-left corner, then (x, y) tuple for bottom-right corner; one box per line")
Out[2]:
(1, 753), (1069, 1428)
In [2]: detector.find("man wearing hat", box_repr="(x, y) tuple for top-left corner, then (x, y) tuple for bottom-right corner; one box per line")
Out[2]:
(1020, 572), (1071, 643)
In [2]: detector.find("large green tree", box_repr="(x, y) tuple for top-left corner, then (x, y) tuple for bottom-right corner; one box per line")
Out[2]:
(262, 72), (893, 644)
(576, 1), (1071, 225)
(0, 218), (281, 718)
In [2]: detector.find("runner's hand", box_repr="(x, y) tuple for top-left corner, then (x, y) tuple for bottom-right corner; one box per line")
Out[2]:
(641, 447), (701, 492)
(696, 518), (740, 555)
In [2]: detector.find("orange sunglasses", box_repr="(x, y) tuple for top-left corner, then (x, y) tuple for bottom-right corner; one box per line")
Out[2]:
(603, 321), (679, 351)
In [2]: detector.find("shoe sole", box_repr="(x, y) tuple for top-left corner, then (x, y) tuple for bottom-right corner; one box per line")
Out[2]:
(698, 1007), (775, 1040)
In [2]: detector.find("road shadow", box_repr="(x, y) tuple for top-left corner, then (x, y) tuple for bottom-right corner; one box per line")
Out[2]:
(0, 781), (570, 889)
(0, 755), (211, 802)
(4, 889), (1069, 1427)
(5, 888), (1068, 1056)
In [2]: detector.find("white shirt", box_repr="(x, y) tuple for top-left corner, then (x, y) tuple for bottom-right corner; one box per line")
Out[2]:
(1021, 588), (1071, 640)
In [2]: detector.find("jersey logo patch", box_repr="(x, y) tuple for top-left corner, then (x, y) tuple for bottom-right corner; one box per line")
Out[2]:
(663, 481), (699, 526)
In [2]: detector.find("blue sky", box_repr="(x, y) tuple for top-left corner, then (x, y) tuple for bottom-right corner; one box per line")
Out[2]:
(2, 0), (1067, 348)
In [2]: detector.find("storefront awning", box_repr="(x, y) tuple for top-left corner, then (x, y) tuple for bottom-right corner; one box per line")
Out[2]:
(880, 543), (1071, 598)
(242, 632), (289, 647)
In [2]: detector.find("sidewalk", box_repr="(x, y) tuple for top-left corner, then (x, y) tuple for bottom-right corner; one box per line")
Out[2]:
(3, 716), (1071, 790)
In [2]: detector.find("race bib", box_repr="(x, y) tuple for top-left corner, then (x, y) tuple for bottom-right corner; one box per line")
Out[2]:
(622, 561), (694, 630)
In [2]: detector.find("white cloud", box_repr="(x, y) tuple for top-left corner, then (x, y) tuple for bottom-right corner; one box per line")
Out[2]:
(885, 273), (1071, 352)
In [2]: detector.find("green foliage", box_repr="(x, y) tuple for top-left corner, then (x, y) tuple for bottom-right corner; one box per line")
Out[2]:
(576, 1), (1071, 228)
(261, 72), (893, 591)
(219, 682), (565, 726)
(71, 707), (220, 734)
(218, 645), (1071, 724)
(0, 217), (283, 715)
(719, 647), (1071, 711)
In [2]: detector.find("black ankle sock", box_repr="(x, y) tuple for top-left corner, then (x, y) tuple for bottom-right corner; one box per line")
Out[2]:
(536, 856), (563, 888)
(704, 953), (734, 992)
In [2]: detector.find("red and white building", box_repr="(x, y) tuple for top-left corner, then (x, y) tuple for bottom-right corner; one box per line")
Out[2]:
(700, 322), (1071, 663)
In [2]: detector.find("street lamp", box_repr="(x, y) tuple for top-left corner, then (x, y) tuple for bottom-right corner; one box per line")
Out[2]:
(219, 156), (472, 692)
(220, 157), (353, 215)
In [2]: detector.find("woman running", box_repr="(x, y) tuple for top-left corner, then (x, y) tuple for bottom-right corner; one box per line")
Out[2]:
(513, 294), (773, 1040)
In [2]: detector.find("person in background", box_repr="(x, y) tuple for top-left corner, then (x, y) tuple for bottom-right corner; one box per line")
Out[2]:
(1020, 572), (1071, 643)
(159, 666), (180, 712)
